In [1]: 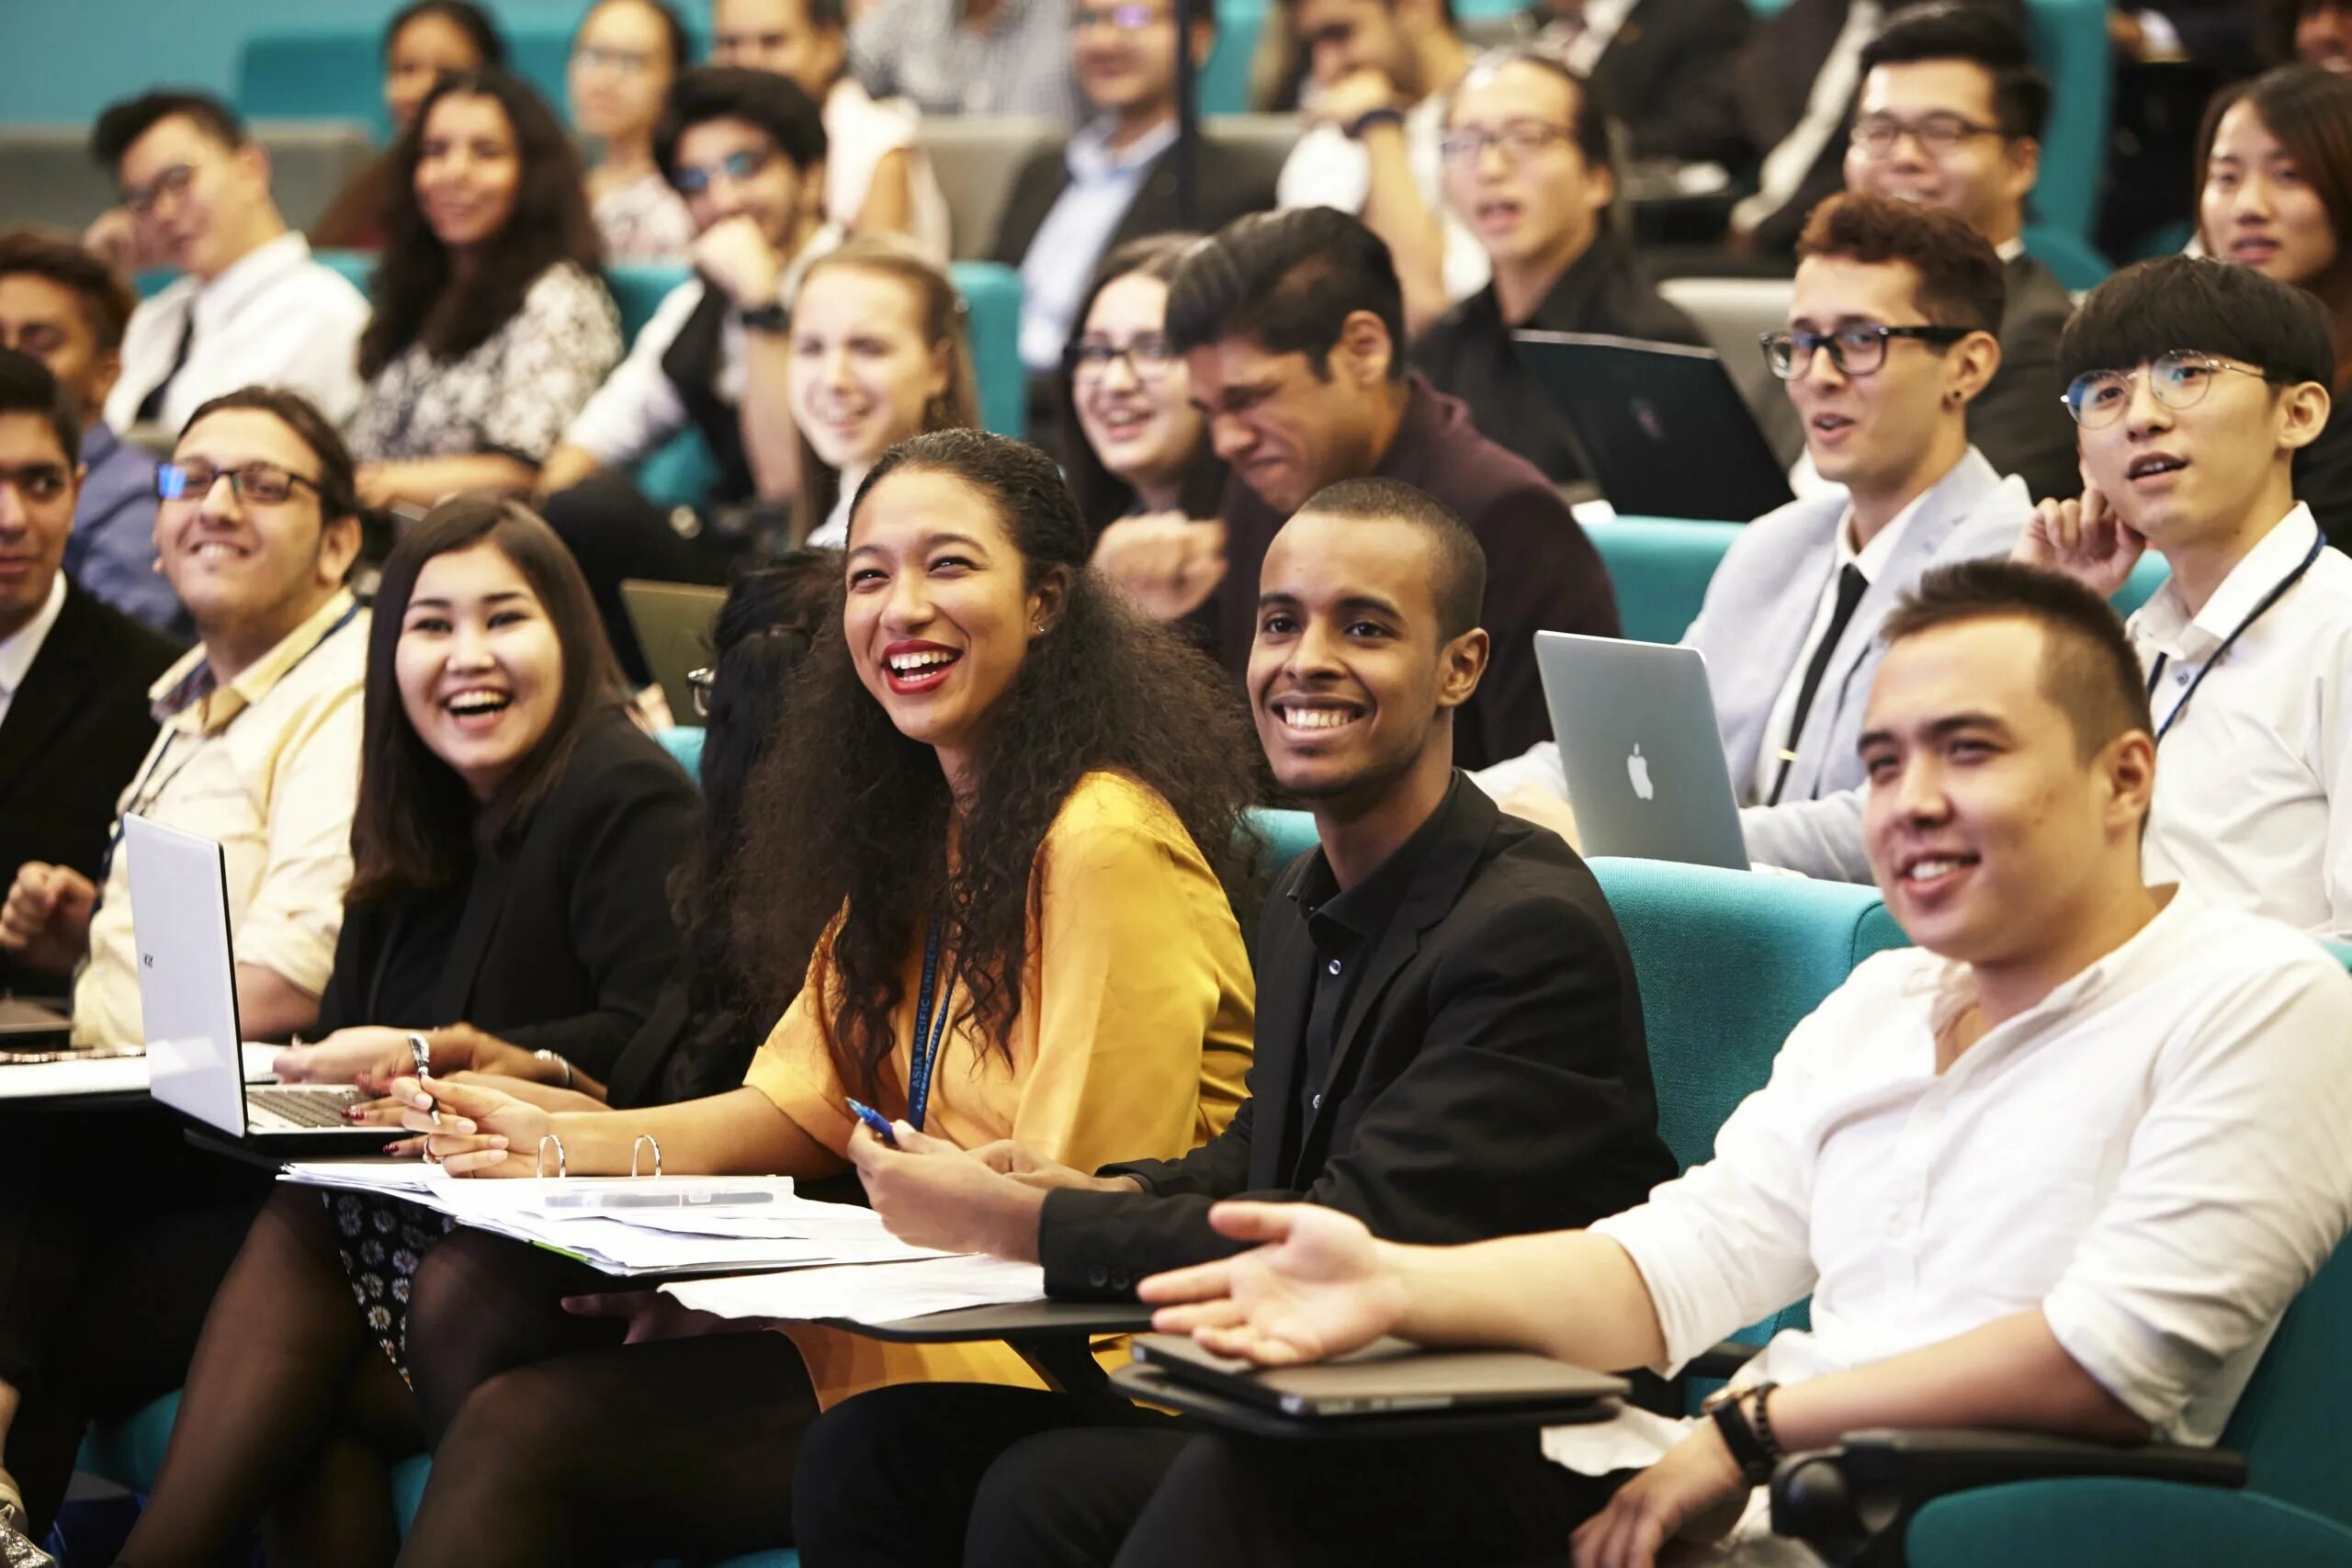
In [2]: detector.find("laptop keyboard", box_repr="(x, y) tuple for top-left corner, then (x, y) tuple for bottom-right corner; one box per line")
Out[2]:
(249, 1087), (362, 1129)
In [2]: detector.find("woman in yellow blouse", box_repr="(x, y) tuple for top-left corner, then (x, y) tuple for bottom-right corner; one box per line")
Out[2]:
(381, 428), (1261, 1567)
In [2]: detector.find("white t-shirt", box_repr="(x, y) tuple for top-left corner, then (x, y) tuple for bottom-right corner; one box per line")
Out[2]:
(1275, 93), (1489, 305)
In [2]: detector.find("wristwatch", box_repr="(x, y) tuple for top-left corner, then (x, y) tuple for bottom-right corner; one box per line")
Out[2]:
(1703, 1380), (1783, 1486)
(737, 300), (789, 334)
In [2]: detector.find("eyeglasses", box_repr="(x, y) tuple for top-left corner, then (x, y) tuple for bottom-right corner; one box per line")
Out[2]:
(574, 44), (655, 72)
(1073, 3), (1165, 28)
(1849, 111), (2007, 158)
(2061, 351), (2274, 427)
(685, 664), (718, 716)
(1438, 120), (1575, 164)
(154, 461), (323, 505)
(673, 146), (775, 196)
(1070, 334), (1180, 382)
(1761, 323), (1973, 378)
(122, 163), (197, 217)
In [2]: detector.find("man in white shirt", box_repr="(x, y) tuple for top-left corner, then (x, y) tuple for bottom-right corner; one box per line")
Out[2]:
(1478, 194), (2032, 879)
(1275, 0), (1482, 333)
(2021, 254), (2352, 939)
(91, 92), (368, 435)
(539, 66), (840, 683)
(1112, 558), (2352, 1568)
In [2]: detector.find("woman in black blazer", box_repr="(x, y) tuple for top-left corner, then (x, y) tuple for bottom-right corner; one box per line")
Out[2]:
(113, 497), (698, 1568)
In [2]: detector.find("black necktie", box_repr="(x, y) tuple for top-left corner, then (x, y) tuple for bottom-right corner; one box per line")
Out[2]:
(133, 308), (196, 427)
(1769, 563), (1870, 807)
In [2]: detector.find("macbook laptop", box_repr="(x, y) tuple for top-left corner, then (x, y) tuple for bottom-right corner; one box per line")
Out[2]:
(621, 580), (727, 722)
(1533, 632), (1749, 870)
(125, 816), (379, 1150)
(1515, 332), (1794, 523)
(1131, 1334), (1625, 1419)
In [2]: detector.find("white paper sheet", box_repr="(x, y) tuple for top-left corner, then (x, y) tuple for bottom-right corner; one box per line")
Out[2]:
(662, 1255), (1050, 1323)
(0, 1054), (150, 1100)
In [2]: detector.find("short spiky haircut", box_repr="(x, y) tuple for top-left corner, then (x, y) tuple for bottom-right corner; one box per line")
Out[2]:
(2057, 254), (2335, 389)
(0, 228), (135, 354)
(1796, 192), (2007, 334)
(1883, 559), (2153, 764)
(0, 349), (81, 466)
(655, 65), (830, 185)
(1295, 478), (1487, 640)
(1860, 2), (2051, 141)
(91, 90), (246, 171)
(1166, 208), (1407, 381)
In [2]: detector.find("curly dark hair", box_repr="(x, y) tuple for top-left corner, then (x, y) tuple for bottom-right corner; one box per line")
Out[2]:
(360, 69), (602, 378)
(734, 429), (1262, 1099)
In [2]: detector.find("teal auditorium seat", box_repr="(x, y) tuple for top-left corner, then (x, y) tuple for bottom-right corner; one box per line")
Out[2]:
(657, 725), (706, 779)
(1587, 517), (1740, 645)
(2021, 222), (2112, 292)
(2018, 0), (2110, 246)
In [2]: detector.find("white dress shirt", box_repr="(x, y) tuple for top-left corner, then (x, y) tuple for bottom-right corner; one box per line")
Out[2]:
(2132, 504), (2352, 939)
(1019, 117), (1178, 374)
(105, 232), (369, 435)
(0, 573), (66, 734)
(1544, 890), (2352, 1561)
(1746, 494), (1920, 801)
(1276, 94), (1490, 306)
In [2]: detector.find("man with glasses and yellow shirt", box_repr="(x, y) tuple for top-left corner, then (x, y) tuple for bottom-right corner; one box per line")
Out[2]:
(2022, 254), (2352, 939)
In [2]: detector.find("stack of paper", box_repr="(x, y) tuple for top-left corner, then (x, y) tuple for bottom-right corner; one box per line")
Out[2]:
(277, 1166), (948, 1276)
(662, 1255), (1051, 1324)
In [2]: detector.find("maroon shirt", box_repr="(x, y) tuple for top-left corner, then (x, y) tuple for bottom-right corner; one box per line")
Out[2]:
(1199, 376), (1621, 771)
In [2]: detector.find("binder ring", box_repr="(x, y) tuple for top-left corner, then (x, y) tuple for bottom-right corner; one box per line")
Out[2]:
(537, 1133), (568, 1179)
(632, 1134), (662, 1179)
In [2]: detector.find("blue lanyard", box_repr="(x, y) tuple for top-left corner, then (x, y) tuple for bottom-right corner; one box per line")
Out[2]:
(2146, 533), (2325, 745)
(905, 913), (956, 1131)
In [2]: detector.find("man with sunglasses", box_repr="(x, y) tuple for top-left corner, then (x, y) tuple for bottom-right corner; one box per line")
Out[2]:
(2020, 254), (2352, 938)
(1478, 193), (2033, 881)
(90, 92), (368, 436)
(0, 386), (366, 1551)
(537, 66), (838, 685)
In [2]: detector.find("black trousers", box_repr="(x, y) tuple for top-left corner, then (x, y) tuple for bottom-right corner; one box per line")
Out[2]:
(0, 1109), (270, 1532)
(793, 1382), (1615, 1568)
(539, 474), (742, 686)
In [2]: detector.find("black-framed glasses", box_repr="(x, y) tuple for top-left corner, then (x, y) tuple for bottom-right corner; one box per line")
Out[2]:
(1073, 2), (1164, 28)
(2061, 351), (2274, 428)
(1849, 111), (2007, 158)
(1069, 334), (1180, 383)
(154, 461), (322, 505)
(1762, 323), (1973, 379)
(685, 664), (717, 716)
(1438, 120), (1575, 164)
(122, 163), (197, 217)
(672, 146), (774, 196)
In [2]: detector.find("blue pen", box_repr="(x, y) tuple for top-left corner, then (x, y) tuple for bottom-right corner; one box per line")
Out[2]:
(847, 1098), (899, 1146)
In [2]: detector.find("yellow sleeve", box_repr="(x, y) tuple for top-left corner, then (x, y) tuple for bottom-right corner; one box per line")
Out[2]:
(1008, 774), (1256, 1175)
(741, 931), (861, 1158)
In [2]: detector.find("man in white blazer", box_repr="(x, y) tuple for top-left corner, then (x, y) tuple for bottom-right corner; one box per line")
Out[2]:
(1476, 192), (2038, 881)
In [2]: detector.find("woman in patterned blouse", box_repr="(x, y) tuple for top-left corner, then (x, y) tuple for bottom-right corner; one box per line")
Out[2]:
(348, 69), (624, 514)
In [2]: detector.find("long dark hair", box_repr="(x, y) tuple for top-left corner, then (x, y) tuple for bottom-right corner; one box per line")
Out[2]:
(359, 69), (603, 378)
(2197, 65), (2352, 279)
(737, 430), (1261, 1098)
(1057, 234), (1230, 532)
(348, 495), (630, 903)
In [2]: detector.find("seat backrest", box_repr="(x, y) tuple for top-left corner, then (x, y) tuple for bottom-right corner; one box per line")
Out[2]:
(2110, 554), (2170, 619)
(1247, 807), (1321, 871)
(238, 32), (392, 137)
(2021, 0), (2111, 245)
(949, 261), (1027, 440)
(605, 262), (692, 345)
(657, 726), (706, 781)
(1585, 517), (1740, 645)
(4, 120), (374, 235)
(1654, 276), (1804, 465)
(2021, 222), (2112, 293)
(916, 117), (1066, 259)
(2220, 1238), (2352, 1526)
(1588, 857), (1905, 1170)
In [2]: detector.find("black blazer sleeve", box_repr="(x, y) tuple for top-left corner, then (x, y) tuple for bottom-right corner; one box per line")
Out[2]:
(312, 897), (393, 1036)
(989, 145), (1076, 269)
(1465, 481), (1620, 766)
(494, 739), (699, 1076)
(1602, 0), (1757, 164)
(1969, 258), (2079, 503)
(1040, 853), (1670, 1296)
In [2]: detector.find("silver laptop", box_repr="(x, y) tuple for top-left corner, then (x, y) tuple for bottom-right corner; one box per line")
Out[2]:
(1532, 632), (1749, 870)
(125, 816), (377, 1143)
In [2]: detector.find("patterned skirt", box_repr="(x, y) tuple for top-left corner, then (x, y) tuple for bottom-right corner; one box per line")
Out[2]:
(325, 1191), (458, 1385)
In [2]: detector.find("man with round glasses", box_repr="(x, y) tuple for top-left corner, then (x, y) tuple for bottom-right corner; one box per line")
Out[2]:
(2020, 254), (2352, 938)
(1478, 192), (2034, 881)
(537, 65), (838, 684)
(1408, 48), (1704, 484)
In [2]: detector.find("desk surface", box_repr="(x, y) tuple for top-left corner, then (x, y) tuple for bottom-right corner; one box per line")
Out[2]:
(826, 1299), (1155, 1343)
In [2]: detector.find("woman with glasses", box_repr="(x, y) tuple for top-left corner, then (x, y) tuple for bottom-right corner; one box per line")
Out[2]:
(111, 496), (702, 1568)
(347, 70), (624, 517)
(2197, 62), (2352, 546)
(786, 237), (979, 547)
(1057, 235), (1229, 533)
(1411, 49), (1702, 483)
(572, 0), (698, 262)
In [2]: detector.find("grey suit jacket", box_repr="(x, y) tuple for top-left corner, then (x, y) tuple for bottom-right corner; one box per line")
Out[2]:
(1727, 447), (2033, 879)
(1474, 448), (2030, 878)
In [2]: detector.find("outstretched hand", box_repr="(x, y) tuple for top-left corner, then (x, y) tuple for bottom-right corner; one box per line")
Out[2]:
(1139, 1202), (1407, 1366)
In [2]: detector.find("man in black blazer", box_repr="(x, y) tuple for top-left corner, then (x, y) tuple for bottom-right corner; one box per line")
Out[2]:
(791, 479), (1676, 1567)
(0, 351), (177, 1004)
(992, 0), (1281, 395)
(1527, 0), (1755, 164)
(1840, 3), (2078, 502)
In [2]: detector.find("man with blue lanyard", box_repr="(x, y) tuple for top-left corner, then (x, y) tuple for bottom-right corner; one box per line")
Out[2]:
(2019, 254), (2352, 941)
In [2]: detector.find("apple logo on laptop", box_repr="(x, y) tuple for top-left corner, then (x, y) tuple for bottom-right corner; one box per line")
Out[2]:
(1627, 745), (1655, 801)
